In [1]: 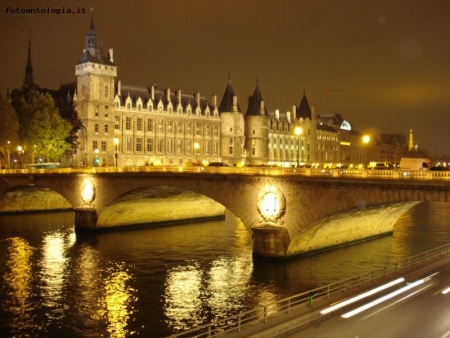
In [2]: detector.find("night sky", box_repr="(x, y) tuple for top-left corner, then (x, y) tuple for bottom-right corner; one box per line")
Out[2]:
(1, 0), (450, 156)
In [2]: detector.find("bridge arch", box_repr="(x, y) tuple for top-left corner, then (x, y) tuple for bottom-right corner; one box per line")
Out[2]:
(2, 170), (450, 259)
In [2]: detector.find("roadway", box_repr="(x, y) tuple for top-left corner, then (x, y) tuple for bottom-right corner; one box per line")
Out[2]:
(277, 261), (450, 338)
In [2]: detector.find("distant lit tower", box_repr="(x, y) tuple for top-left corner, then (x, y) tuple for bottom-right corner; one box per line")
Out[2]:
(218, 77), (245, 165)
(75, 16), (117, 166)
(295, 88), (316, 162)
(23, 35), (34, 88)
(408, 128), (414, 151)
(244, 80), (269, 165)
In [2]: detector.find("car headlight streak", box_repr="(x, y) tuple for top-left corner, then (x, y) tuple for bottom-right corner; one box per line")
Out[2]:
(341, 273), (438, 319)
(320, 278), (405, 315)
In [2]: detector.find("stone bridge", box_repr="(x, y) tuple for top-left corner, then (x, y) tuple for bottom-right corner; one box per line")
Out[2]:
(1, 166), (450, 260)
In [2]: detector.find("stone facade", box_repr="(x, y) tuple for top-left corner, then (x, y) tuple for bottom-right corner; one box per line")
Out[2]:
(44, 19), (406, 168)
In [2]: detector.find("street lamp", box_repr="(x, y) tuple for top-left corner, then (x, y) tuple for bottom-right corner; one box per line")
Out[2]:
(295, 127), (303, 167)
(194, 142), (200, 162)
(17, 146), (23, 169)
(114, 137), (119, 167)
(6, 141), (10, 168)
(94, 148), (99, 167)
(362, 135), (371, 168)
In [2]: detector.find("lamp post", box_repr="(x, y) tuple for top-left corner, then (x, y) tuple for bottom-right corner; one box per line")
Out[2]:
(114, 137), (119, 167)
(94, 148), (99, 167)
(6, 141), (11, 169)
(194, 142), (200, 162)
(362, 135), (370, 168)
(295, 127), (303, 167)
(17, 145), (23, 169)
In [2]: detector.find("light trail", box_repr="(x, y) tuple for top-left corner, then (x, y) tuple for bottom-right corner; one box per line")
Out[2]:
(341, 273), (439, 319)
(320, 278), (405, 315)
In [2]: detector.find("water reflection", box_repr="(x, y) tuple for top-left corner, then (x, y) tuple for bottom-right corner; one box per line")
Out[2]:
(102, 263), (137, 337)
(40, 231), (75, 320)
(165, 263), (204, 330)
(3, 237), (38, 334)
(1, 203), (450, 336)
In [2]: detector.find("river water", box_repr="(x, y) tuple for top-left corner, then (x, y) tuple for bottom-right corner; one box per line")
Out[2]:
(1, 201), (449, 337)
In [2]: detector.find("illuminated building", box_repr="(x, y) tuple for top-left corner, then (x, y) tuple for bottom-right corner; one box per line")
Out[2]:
(9, 19), (408, 168)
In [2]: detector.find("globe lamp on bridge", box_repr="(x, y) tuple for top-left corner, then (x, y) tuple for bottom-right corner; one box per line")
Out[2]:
(81, 178), (95, 205)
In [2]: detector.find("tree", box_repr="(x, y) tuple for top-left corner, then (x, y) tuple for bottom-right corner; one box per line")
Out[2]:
(0, 95), (19, 168)
(59, 101), (82, 159)
(13, 90), (72, 162)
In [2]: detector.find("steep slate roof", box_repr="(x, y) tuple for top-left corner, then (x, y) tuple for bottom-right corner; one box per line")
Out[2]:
(76, 50), (115, 66)
(76, 17), (115, 66)
(218, 81), (241, 113)
(117, 84), (214, 115)
(245, 85), (268, 116)
(297, 90), (312, 119)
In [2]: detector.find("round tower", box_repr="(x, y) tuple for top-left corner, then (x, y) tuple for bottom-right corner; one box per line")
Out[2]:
(244, 84), (269, 165)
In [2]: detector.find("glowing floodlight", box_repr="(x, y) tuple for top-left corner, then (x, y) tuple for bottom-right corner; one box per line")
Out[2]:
(81, 178), (95, 205)
(256, 185), (286, 226)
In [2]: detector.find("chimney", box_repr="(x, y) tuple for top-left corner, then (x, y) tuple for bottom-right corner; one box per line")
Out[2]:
(108, 48), (114, 62)
(196, 92), (200, 104)
(166, 88), (171, 102)
(151, 85), (155, 101)
(212, 94), (217, 107)
(260, 100), (265, 114)
(233, 95), (238, 112)
(177, 89), (181, 103)
(118, 80), (121, 96)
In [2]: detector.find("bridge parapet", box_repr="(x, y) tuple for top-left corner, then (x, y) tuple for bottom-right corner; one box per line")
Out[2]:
(1, 166), (450, 181)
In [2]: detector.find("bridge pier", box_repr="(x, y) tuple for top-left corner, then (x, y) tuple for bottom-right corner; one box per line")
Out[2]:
(74, 207), (98, 231)
(251, 225), (290, 260)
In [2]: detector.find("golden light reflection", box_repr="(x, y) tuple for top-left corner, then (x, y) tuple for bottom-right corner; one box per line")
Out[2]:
(164, 264), (203, 330)
(41, 232), (67, 315)
(4, 237), (39, 332)
(98, 263), (137, 338)
(206, 256), (253, 320)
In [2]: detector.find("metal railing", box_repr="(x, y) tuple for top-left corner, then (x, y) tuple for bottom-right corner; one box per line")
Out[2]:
(1, 165), (450, 181)
(168, 242), (450, 338)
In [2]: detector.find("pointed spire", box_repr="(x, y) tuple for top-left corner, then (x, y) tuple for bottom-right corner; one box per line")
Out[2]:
(23, 35), (34, 88)
(86, 13), (98, 53)
(296, 87), (311, 119)
(408, 128), (414, 151)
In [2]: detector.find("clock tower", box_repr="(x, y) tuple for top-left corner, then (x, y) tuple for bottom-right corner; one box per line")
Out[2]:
(75, 18), (117, 166)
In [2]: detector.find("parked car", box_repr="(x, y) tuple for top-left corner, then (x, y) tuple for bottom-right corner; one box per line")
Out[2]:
(368, 162), (395, 170)
(208, 162), (229, 167)
(430, 166), (449, 171)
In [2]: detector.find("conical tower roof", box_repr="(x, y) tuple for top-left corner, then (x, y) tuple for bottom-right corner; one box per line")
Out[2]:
(297, 88), (311, 119)
(218, 80), (241, 113)
(246, 84), (268, 116)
